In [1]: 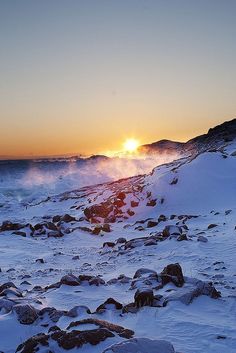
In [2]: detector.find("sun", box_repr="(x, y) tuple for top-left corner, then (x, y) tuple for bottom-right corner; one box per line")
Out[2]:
(123, 138), (139, 153)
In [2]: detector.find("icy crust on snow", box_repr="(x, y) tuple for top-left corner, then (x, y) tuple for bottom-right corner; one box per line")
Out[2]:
(0, 140), (236, 352)
(103, 338), (175, 353)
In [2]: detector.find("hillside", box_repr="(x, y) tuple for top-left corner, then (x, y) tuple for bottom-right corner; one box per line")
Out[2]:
(0, 119), (236, 353)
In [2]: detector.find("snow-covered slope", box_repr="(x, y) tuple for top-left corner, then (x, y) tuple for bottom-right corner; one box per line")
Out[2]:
(0, 120), (236, 353)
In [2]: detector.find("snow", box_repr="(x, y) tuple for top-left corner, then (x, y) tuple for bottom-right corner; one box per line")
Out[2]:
(0, 139), (236, 352)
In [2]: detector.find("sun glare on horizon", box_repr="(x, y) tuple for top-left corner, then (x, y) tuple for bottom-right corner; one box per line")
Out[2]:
(123, 138), (139, 153)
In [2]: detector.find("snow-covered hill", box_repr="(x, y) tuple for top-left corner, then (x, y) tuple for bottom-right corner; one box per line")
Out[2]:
(0, 119), (236, 353)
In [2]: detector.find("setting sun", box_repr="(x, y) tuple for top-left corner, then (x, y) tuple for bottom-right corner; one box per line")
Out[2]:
(123, 138), (139, 153)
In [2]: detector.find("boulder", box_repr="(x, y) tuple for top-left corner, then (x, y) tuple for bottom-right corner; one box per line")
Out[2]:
(16, 333), (49, 353)
(52, 215), (61, 223)
(13, 304), (38, 324)
(61, 214), (76, 223)
(84, 203), (112, 220)
(89, 277), (105, 286)
(60, 274), (80, 286)
(131, 200), (139, 207)
(102, 223), (111, 232)
(96, 298), (123, 312)
(67, 318), (134, 339)
(134, 287), (154, 307)
(147, 220), (158, 228)
(133, 268), (158, 279)
(38, 307), (66, 323)
(161, 263), (184, 287)
(103, 242), (116, 248)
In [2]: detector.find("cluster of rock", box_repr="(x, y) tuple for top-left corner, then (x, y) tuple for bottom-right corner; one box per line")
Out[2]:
(0, 214), (77, 238)
(46, 273), (106, 289)
(16, 334), (176, 353)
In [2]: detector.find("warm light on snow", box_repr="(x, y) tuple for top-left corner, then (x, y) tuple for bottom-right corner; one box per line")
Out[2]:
(123, 138), (139, 153)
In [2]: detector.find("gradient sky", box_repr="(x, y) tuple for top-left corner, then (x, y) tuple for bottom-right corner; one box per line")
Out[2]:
(0, 0), (236, 157)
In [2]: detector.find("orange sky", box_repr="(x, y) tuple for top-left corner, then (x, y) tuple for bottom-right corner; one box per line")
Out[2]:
(0, 1), (235, 158)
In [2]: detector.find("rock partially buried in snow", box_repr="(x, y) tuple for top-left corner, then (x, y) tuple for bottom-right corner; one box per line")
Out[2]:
(60, 274), (80, 286)
(134, 287), (154, 307)
(162, 225), (182, 238)
(102, 338), (175, 353)
(13, 304), (38, 324)
(197, 235), (208, 243)
(161, 263), (184, 287)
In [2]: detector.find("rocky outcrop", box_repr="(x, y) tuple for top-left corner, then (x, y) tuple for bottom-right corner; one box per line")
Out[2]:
(16, 328), (115, 352)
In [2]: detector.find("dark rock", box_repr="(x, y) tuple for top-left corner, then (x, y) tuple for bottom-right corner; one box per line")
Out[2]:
(72, 255), (80, 260)
(146, 199), (157, 207)
(45, 222), (58, 231)
(158, 214), (167, 222)
(0, 282), (16, 292)
(144, 238), (157, 246)
(163, 225), (182, 238)
(13, 304), (38, 324)
(177, 234), (188, 241)
(208, 224), (218, 229)
(61, 214), (76, 223)
(147, 220), (158, 228)
(67, 318), (134, 339)
(0, 221), (26, 232)
(127, 209), (135, 216)
(117, 192), (126, 200)
(133, 268), (158, 279)
(131, 200), (139, 207)
(102, 223), (111, 232)
(161, 263), (184, 287)
(48, 230), (64, 238)
(39, 307), (66, 323)
(52, 215), (61, 223)
(103, 242), (115, 248)
(48, 325), (61, 333)
(12, 231), (27, 237)
(78, 274), (93, 282)
(170, 177), (178, 185)
(89, 277), (105, 286)
(16, 333), (49, 353)
(84, 203), (112, 220)
(92, 226), (101, 235)
(134, 287), (154, 307)
(60, 274), (80, 286)
(96, 298), (123, 312)
(116, 237), (126, 244)
(51, 328), (114, 349)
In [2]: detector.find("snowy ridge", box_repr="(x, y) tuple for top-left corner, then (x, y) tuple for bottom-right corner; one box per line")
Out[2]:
(0, 120), (236, 353)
